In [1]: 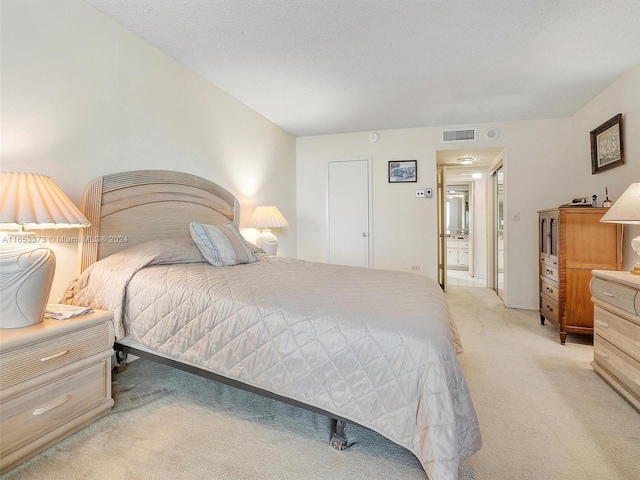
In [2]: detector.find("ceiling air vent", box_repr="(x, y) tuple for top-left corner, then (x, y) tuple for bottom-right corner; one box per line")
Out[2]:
(441, 128), (477, 143)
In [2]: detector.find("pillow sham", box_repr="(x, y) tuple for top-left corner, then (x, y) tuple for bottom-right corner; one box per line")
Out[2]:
(189, 221), (257, 267)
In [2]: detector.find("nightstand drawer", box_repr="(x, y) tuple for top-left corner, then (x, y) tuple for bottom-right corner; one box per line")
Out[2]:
(0, 322), (111, 390)
(591, 277), (638, 316)
(594, 338), (640, 400)
(0, 360), (110, 457)
(594, 306), (640, 363)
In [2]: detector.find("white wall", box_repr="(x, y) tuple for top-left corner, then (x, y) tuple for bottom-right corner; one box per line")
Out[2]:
(569, 62), (640, 269)
(0, 0), (297, 301)
(297, 60), (639, 310)
(297, 118), (573, 309)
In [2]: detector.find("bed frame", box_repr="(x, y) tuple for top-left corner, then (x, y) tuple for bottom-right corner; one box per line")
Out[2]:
(78, 169), (350, 449)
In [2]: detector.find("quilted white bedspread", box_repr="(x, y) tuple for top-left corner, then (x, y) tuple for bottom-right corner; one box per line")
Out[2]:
(64, 238), (481, 480)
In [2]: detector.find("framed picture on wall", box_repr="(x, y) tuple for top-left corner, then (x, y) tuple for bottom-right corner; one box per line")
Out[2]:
(590, 113), (624, 174)
(388, 160), (417, 183)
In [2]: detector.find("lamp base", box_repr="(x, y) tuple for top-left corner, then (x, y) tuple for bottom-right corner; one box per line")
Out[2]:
(0, 244), (55, 328)
(631, 236), (640, 275)
(256, 229), (278, 256)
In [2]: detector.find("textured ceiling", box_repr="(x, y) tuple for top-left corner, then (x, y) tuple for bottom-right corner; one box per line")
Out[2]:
(85, 0), (640, 137)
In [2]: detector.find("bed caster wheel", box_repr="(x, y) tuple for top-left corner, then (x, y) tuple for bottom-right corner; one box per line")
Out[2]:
(330, 433), (347, 451)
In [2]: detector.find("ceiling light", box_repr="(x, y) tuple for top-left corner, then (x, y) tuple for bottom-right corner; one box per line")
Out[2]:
(472, 173), (483, 179)
(457, 157), (475, 165)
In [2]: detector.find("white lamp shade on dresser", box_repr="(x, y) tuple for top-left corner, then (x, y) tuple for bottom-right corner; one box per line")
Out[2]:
(600, 182), (640, 275)
(0, 173), (90, 328)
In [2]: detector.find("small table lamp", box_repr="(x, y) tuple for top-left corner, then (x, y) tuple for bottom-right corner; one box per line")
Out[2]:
(248, 206), (289, 255)
(600, 182), (640, 275)
(0, 172), (90, 328)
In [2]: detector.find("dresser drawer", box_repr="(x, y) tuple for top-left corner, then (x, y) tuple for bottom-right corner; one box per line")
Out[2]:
(591, 277), (638, 316)
(594, 306), (640, 363)
(594, 338), (640, 401)
(0, 323), (111, 391)
(540, 278), (559, 302)
(540, 259), (559, 283)
(0, 360), (110, 457)
(540, 294), (559, 323)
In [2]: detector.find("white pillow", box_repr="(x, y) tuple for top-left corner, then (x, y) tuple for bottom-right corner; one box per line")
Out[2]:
(189, 222), (257, 267)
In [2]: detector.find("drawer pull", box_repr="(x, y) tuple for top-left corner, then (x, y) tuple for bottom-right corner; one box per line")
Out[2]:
(40, 350), (69, 362)
(595, 350), (609, 359)
(603, 292), (615, 297)
(546, 286), (554, 294)
(32, 395), (71, 416)
(546, 268), (554, 275)
(546, 305), (554, 312)
(595, 320), (609, 328)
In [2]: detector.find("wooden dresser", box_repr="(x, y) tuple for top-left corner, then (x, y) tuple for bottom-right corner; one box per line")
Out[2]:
(538, 207), (622, 343)
(590, 270), (640, 411)
(0, 310), (114, 473)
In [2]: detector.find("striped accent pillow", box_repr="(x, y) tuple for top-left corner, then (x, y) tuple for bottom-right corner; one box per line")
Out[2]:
(189, 222), (257, 267)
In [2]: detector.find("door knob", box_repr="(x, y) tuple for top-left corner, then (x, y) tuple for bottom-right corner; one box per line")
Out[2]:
(362, 233), (367, 237)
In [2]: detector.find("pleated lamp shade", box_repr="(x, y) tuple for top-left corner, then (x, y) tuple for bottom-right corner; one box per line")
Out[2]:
(0, 172), (90, 230)
(600, 182), (640, 275)
(248, 206), (288, 256)
(248, 206), (289, 229)
(0, 172), (90, 329)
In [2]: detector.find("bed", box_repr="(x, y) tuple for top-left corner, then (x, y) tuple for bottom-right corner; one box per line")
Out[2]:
(63, 170), (481, 480)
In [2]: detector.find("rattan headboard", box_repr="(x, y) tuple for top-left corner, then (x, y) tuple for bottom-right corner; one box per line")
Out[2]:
(78, 170), (238, 272)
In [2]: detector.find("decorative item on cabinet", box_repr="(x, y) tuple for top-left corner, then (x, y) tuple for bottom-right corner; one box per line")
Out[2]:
(602, 187), (613, 208)
(538, 207), (622, 344)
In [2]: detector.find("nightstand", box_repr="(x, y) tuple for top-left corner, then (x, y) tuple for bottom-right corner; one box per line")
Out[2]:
(590, 271), (640, 411)
(0, 310), (115, 473)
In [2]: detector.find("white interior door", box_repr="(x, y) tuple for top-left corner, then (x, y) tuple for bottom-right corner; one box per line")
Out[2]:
(328, 159), (371, 267)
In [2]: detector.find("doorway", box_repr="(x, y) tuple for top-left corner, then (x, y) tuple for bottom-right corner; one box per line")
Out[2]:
(436, 147), (504, 289)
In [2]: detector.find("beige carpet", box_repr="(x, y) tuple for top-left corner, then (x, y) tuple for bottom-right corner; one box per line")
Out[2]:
(3, 286), (639, 479)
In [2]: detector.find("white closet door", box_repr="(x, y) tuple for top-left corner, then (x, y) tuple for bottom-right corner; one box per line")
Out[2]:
(328, 159), (370, 267)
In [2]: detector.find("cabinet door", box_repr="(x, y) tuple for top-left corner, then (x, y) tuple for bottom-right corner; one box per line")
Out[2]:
(458, 248), (469, 266)
(540, 215), (548, 256)
(447, 247), (458, 266)
(549, 212), (559, 260)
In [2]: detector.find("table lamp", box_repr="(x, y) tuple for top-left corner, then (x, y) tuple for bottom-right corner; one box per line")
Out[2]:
(248, 206), (289, 255)
(600, 182), (640, 275)
(0, 172), (90, 328)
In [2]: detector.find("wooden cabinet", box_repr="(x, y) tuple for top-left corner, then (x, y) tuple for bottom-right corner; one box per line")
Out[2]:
(538, 207), (622, 343)
(590, 270), (640, 411)
(447, 238), (469, 269)
(0, 311), (114, 474)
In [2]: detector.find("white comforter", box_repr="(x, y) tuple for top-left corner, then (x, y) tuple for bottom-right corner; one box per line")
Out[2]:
(64, 238), (481, 480)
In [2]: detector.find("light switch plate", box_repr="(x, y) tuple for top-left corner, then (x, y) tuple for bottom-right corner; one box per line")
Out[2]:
(416, 189), (425, 198)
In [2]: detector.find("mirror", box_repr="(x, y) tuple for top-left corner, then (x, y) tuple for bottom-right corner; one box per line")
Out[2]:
(445, 184), (470, 236)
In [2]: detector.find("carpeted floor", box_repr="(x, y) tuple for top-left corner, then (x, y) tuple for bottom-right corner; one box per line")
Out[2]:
(2, 286), (639, 479)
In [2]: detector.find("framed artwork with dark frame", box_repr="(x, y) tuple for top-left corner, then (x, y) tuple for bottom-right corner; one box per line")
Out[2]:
(590, 113), (624, 174)
(388, 160), (417, 183)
